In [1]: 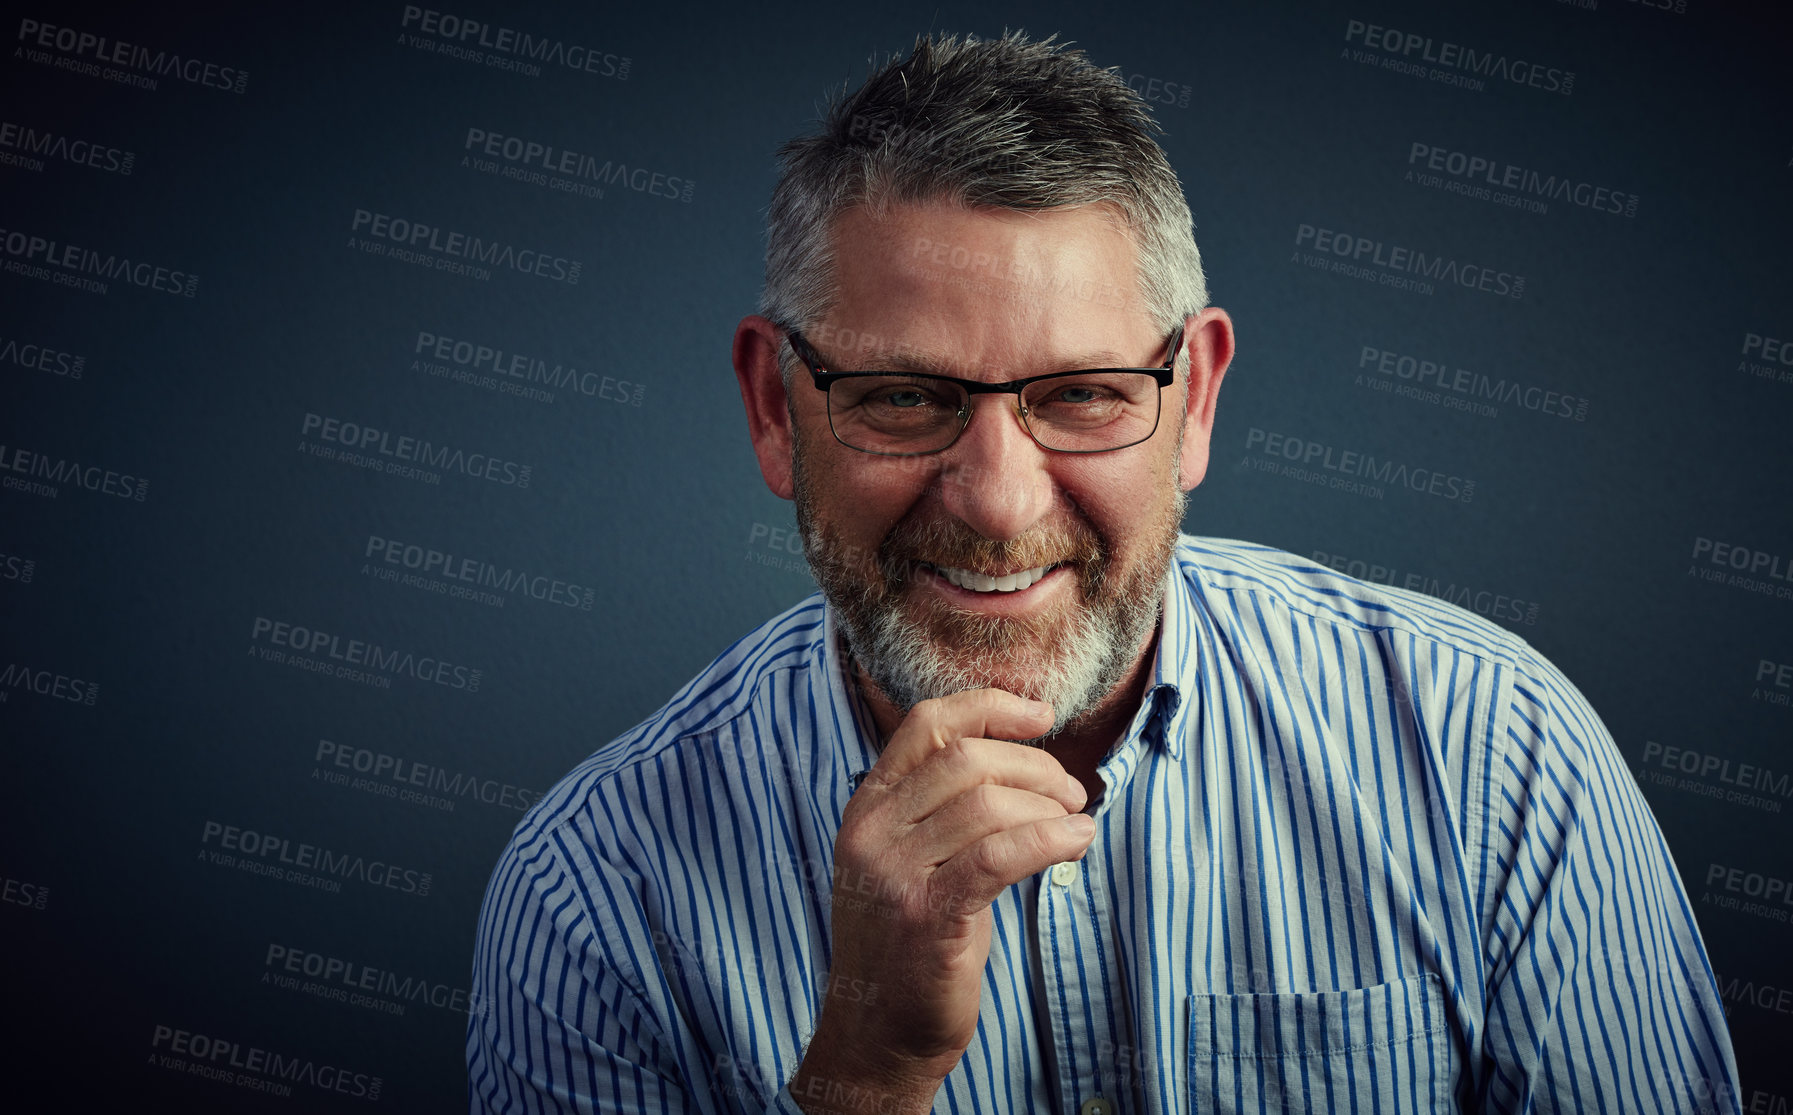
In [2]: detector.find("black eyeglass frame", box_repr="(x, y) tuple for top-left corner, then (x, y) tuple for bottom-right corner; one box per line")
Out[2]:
(784, 326), (1186, 457)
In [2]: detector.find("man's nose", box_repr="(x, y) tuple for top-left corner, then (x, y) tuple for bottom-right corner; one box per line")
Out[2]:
(936, 394), (1055, 542)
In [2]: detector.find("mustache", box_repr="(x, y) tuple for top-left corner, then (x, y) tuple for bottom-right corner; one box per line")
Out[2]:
(873, 515), (1106, 586)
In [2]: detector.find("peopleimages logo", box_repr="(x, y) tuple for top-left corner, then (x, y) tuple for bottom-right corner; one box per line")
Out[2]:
(1740, 332), (1793, 386)
(1294, 223), (1524, 300)
(1245, 427), (1476, 503)
(1638, 740), (1790, 814)
(299, 412), (532, 489)
(1716, 970), (1793, 1017)
(0, 548), (38, 584)
(1406, 142), (1638, 219)
(314, 738), (542, 813)
(263, 944), (483, 1018)
(149, 1024), (381, 1102)
(200, 820), (433, 898)
(0, 333), (84, 379)
(1703, 863), (1793, 926)
(0, 225), (199, 297)
(1311, 549), (1537, 626)
(1689, 537), (1793, 602)
(0, 119), (134, 175)
(1358, 344), (1588, 421)
(911, 235), (1132, 311)
(398, 6), (629, 80)
(1342, 18), (1574, 96)
(249, 615), (485, 693)
(1691, 537), (1793, 579)
(411, 330), (644, 406)
(0, 662), (99, 706)
(1757, 660), (1793, 711)
(1743, 333), (1793, 367)
(463, 127), (694, 203)
(364, 534), (594, 611)
(15, 18), (249, 93)
(0, 442), (149, 502)
(1, 874), (49, 911)
(1122, 71), (1191, 109)
(348, 208), (580, 284)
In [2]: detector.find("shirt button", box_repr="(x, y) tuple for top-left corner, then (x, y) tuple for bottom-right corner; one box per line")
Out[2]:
(1079, 1099), (1113, 1115)
(1050, 861), (1078, 887)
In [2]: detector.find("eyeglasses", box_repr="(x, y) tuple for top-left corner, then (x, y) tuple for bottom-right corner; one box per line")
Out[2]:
(785, 326), (1184, 457)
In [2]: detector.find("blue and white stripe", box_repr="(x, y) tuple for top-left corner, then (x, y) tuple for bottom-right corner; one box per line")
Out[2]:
(468, 534), (1740, 1113)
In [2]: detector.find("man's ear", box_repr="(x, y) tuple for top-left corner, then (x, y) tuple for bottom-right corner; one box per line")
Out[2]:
(733, 315), (796, 501)
(1175, 307), (1235, 491)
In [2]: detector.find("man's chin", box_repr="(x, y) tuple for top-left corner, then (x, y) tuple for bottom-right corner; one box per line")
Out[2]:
(906, 650), (1052, 702)
(843, 585), (1134, 732)
(895, 594), (1075, 668)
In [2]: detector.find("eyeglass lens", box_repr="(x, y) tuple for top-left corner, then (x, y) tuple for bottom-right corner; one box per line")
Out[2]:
(826, 372), (1161, 454)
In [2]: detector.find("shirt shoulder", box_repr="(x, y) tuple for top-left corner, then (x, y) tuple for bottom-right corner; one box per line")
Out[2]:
(1174, 534), (1545, 675)
(509, 591), (832, 847)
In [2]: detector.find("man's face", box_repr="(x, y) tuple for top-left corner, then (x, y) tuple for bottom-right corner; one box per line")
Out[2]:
(788, 202), (1197, 733)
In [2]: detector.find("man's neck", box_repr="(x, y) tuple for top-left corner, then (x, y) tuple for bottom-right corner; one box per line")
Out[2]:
(849, 629), (1162, 807)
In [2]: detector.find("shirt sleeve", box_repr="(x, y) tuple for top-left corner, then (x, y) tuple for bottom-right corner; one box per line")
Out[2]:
(467, 825), (817, 1114)
(1474, 654), (1741, 1114)
(467, 831), (704, 1113)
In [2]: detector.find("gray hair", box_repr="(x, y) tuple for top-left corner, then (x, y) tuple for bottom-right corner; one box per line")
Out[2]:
(759, 31), (1208, 378)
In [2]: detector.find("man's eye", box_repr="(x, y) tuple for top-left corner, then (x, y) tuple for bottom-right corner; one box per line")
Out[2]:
(1042, 383), (1117, 405)
(874, 389), (931, 408)
(858, 381), (955, 410)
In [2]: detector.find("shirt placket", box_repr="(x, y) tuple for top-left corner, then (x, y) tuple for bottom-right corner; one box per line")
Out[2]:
(1036, 734), (1143, 1115)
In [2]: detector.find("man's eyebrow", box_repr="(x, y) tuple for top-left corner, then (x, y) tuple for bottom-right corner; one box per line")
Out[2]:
(852, 347), (1137, 375)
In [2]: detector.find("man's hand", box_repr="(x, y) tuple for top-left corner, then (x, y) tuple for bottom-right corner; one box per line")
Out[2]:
(787, 689), (1094, 1113)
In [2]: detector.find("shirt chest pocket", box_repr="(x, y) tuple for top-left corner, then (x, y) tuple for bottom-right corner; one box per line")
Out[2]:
(1187, 973), (1457, 1113)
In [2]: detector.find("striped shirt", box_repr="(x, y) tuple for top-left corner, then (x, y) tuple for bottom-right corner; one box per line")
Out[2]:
(468, 534), (1740, 1114)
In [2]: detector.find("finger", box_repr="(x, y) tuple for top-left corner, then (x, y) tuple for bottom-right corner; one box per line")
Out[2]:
(898, 783), (1072, 868)
(866, 689), (1055, 786)
(929, 813), (1098, 915)
(889, 736), (1085, 823)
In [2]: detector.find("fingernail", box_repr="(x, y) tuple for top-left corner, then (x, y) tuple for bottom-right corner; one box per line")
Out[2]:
(1062, 813), (1095, 835)
(1065, 775), (1087, 808)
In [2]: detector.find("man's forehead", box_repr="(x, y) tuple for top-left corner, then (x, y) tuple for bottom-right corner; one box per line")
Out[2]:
(820, 200), (1155, 374)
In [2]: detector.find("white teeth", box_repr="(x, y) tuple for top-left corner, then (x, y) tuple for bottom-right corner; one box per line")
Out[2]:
(936, 564), (1050, 593)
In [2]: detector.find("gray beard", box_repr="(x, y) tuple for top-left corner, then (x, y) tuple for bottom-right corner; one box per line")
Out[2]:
(793, 442), (1184, 738)
(847, 563), (1167, 738)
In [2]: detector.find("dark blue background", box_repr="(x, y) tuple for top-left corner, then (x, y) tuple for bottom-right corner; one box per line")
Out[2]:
(3, 0), (1789, 1108)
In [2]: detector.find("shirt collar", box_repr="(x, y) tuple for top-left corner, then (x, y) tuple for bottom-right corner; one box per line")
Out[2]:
(818, 606), (884, 787)
(1123, 555), (1193, 761)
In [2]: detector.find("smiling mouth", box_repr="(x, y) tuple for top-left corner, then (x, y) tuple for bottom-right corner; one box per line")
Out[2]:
(921, 562), (1058, 593)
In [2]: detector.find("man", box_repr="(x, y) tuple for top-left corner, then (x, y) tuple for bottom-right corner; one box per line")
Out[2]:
(468, 32), (1740, 1114)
